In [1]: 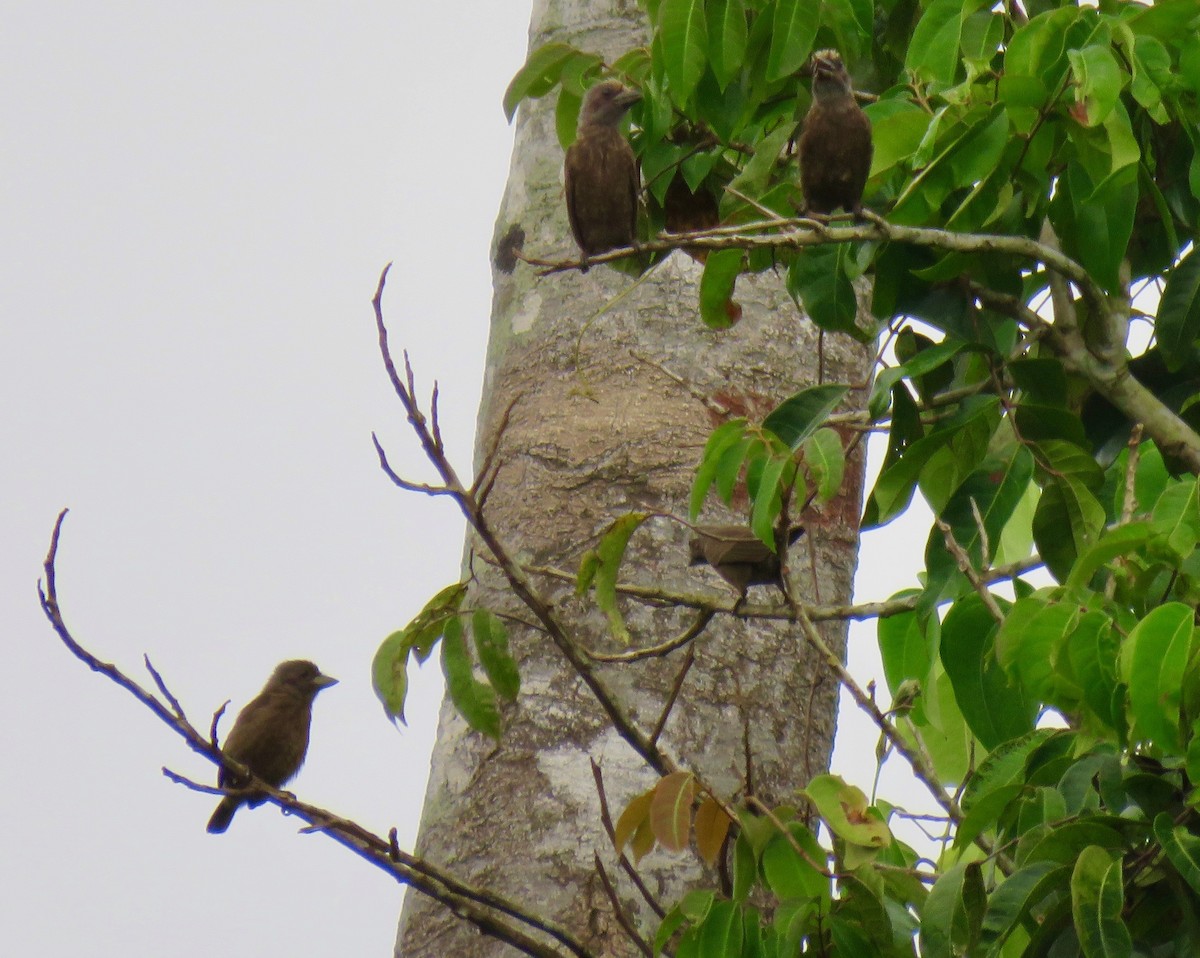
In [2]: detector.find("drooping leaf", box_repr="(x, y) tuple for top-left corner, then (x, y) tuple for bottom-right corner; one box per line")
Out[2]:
(694, 794), (732, 866)
(471, 609), (520, 700)
(1121, 601), (1195, 753)
(691, 419), (749, 518)
(920, 862), (986, 958)
(659, 0), (708, 106)
(706, 0), (747, 90)
(699, 248), (744, 328)
(440, 617), (501, 739)
(614, 788), (655, 854)
(1071, 845), (1133, 958)
(503, 43), (585, 120)
(766, 0), (818, 82)
(584, 512), (651, 644)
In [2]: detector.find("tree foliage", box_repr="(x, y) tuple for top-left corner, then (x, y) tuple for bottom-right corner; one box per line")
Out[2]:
(373, 0), (1200, 954)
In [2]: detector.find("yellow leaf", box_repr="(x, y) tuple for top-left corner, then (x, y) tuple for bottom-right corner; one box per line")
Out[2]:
(694, 794), (732, 866)
(613, 789), (654, 853)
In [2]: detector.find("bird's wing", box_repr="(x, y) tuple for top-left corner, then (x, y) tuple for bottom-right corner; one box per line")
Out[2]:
(563, 143), (585, 249)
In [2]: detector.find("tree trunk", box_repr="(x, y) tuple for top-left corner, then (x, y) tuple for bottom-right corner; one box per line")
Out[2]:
(395, 1), (872, 954)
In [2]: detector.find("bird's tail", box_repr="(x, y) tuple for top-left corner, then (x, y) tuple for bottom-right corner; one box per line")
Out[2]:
(206, 796), (239, 834)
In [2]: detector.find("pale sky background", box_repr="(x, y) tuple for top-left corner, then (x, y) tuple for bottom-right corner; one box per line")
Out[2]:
(3, 4), (932, 955)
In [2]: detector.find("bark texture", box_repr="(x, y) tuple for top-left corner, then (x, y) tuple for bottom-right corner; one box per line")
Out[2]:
(395, 2), (872, 954)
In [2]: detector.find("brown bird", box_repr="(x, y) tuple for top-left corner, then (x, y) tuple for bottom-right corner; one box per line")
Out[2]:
(564, 80), (642, 267)
(688, 524), (806, 604)
(207, 659), (337, 834)
(798, 50), (872, 216)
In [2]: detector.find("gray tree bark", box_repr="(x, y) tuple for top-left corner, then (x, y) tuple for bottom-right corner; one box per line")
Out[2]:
(395, 1), (872, 954)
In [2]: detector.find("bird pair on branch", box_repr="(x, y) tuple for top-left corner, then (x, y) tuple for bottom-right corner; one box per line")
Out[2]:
(564, 50), (872, 267)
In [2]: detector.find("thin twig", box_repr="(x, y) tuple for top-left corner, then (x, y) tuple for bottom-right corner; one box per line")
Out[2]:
(589, 610), (715, 663)
(650, 646), (696, 746)
(38, 511), (592, 958)
(593, 856), (653, 958)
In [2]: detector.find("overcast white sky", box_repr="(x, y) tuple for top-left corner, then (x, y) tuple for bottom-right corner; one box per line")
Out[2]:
(2, 4), (932, 956)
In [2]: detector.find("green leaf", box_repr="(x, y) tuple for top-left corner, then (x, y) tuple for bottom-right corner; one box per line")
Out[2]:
(723, 122), (794, 211)
(1067, 611), (1124, 734)
(1068, 45), (1124, 127)
(1071, 845), (1132, 958)
(763, 384), (849, 450)
(1121, 602), (1195, 753)
(802, 428), (844, 503)
(503, 43), (582, 120)
(923, 446), (1035, 608)
(749, 452), (787, 547)
(706, 0), (747, 90)
(589, 513), (652, 644)
(761, 822), (830, 903)
(1050, 158), (1138, 293)
(659, 0), (708, 106)
(697, 900), (743, 958)
(699, 248), (744, 329)
(941, 594), (1036, 749)
(786, 244), (860, 336)
(1065, 522), (1156, 596)
(1033, 475), (1106, 583)
(766, 0), (817, 82)
(995, 599), (1078, 705)
(371, 582), (467, 722)
(877, 598), (934, 695)
(441, 617), (501, 739)
(906, 0), (970, 86)
(654, 906), (687, 957)
(866, 101), (934, 178)
(863, 396), (1001, 528)
(1151, 479), (1200, 558)
(372, 629), (413, 724)
(554, 88), (583, 150)
(691, 419), (750, 518)
(1154, 812), (1200, 896)
(1158, 248), (1200, 372)
(802, 774), (891, 848)
(980, 862), (1067, 950)
(471, 610), (520, 701)
(920, 862), (986, 958)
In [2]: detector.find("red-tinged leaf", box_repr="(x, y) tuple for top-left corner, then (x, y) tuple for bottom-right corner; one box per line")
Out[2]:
(694, 795), (732, 866)
(651, 771), (696, 852)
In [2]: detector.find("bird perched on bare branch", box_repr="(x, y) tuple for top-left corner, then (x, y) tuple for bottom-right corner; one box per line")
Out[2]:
(207, 659), (337, 834)
(798, 50), (872, 216)
(564, 80), (642, 268)
(688, 524), (806, 606)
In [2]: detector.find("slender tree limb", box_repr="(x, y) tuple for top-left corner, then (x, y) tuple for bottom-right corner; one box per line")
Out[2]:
(373, 266), (673, 779)
(589, 760), (667, 920)
(525, 556), (1044, 625)
(935, 518), (1007, 627)
(593, 855), (654, 958)
(37, 510), (592, 958)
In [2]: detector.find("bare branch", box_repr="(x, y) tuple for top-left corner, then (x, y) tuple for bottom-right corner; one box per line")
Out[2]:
(650, 646), (696, 746)
(37, 513), (593, 958)
(589, 760), (666, 919)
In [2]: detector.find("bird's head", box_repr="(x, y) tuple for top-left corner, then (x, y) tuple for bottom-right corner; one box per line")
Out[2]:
(270, 659), (338, 697)
(580, 80), (642, 129)
(809, 49), (852, 99)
